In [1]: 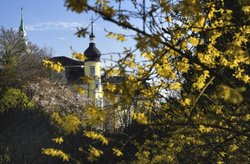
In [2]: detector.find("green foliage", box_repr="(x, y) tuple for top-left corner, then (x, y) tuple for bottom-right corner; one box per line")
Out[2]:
(0, 88), (34, 112)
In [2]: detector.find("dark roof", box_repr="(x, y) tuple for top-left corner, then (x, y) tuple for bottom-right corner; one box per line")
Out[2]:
(51, 56), (84, 66)
(84, 43), (101, 61)
(101, 76), (124, 84)
(51, 56), (84, 83)
(66, 66), (85, 84)
(51, 57), (124, 85)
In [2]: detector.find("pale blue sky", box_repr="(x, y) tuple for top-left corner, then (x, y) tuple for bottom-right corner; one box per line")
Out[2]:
(0, 0), (137, 65)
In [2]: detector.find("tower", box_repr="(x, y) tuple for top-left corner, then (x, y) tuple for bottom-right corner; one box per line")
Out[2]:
(84, 19), (103, 107)
(18, 7), (26, 39)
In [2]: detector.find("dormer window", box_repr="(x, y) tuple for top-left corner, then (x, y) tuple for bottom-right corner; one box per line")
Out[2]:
(90, 66), (95, 76)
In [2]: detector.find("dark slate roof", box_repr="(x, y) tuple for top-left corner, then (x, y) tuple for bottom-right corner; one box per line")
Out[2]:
(84, 43), (101, 61)
(50, 57), (123, 85)
(51, 56), (84, 83)
(51, 56), (84, 66)
(101, 76), (124, 84)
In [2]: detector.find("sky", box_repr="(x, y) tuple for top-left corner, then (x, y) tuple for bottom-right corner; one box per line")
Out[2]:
(0, 0), (136, 65)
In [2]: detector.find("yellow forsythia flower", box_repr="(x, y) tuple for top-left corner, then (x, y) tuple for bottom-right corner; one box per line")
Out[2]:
(155, 62), (172, 78)
(88, 146), (103, 157)
(217, 161), (224, 164)
(52, 137), (64, 144)
(242, 6), (250, 13)
(80, 76), (93, 84)
(83, 106), (105, 126)
(107, 69), (121, 76)
(106, 32), (127, 42)
(42, 148), (70, 161)
(166, 16), (172, 22)
(198, 125), (213, 133)
(228, 144), (239, 152)
(169, 82), (182, 90)
(142, 51), (154, 61)
(193, 70), (210, 90)
(84, 131), (109, 145)
(181, 98), (191, 106)
(73, 85), (85, 95)
(189, 37), (199, 46)
(43, 59), (64, 73)
(112, 148), (123, 157)
(60, 114), (81, 134)
(105, 82), (116, 92)
(78, 147), (83, 152)
(133, 112), (148, 125)
(72, 52), (87, 61)
(176, 58), (190, 73)
(124, 60), (136, 68)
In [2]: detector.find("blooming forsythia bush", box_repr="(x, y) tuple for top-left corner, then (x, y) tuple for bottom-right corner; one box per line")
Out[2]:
(43, 0), (250, 163)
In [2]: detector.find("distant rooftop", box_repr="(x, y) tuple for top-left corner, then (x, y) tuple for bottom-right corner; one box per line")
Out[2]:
(51, 56), (123, 85)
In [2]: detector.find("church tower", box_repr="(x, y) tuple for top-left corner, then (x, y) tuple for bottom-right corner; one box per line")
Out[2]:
(18, 7), (26, 39)
(84, 19), (103, 107)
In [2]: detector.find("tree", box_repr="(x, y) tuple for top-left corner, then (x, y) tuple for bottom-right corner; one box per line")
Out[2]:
(0, 27), (51, 91)
(27, 78), (88, 118)
(0, 28), (61, 163)
(44, 0), (250, 163)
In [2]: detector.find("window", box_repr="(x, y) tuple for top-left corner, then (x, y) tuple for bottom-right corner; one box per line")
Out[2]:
(95, 78), (101, 89)
(95, 81), (99, 89)
(97, 99), (102, 107)
(90, 66), (95, 76)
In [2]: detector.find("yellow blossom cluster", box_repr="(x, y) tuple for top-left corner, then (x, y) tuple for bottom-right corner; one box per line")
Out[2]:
(192, 70), (210, 90)
(42, 148), (70, 161)
(73, 85), (85, 95)
(112, 148), (123, 157)
(176, 58), (190, 73)
(169, 82), (182, 90)
(89, 146), (103, 157)
(180, 98), (191, 106)
(124, 60), (136, 68)
(72, 52), (87, 61)
(61, 115), (81, 133)
(83, 106), (105, 126)
(106, 68), (121, 76)
(218, 85), (244, 104)
(84, 131), (109, 145)
(198, 45), (220, 67)
(52, 112), (81, 134)
(198, 125), (213, 133)
(80, 75), (93, 84)
(52, 137), (64, 144)
(43, 59), (64, 73)
(141, 51), (154, 61)
(133, 112), (148, 125)
(155, 62), (173, 78)
(87, 146), (103, 161)
(105, 82), (116, 92)
(106, 32), (127, 42)
(228, 144), (239, 152)
(233, 68), (250, 84)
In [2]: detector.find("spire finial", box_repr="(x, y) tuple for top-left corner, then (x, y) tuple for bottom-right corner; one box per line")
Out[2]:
(21, 7), (23, 20)
(89, 17), (95, 43)
(91, 17), (94, 35)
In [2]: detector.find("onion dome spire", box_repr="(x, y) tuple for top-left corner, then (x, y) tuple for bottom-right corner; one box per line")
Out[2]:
(84, 17), (101, 61)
